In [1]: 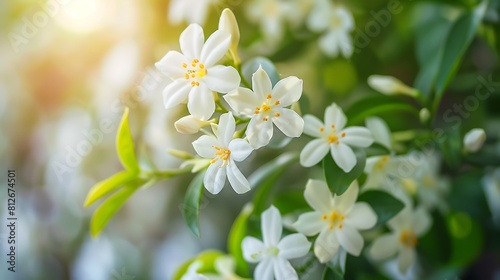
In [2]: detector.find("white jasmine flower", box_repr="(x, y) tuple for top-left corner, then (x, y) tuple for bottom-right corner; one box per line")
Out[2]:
(218, 8), (240, 65)
(192, 112), (253, 194)
(368, 75), (418, 97)
(224, 66), (304, 149)
(203, 256), (248, 280)
(168, 0), (213, 25)
(307, 0), (354, 57)
(242, 206), (311, 280)
(412, 153), (449, 212)
(369, 206), (432, 274)
(293, 180), (377, 263)
(482, 168), (500, 226)
(156, 24), (241, 120)
(464, 128), (486, 153)
(175, 115), (213, 134)
(181, 261), (208, 280)
(300, 103), (373, 172)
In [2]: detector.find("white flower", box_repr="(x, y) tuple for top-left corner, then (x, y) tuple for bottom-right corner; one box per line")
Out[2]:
(181, 261), (208, 280)
(219, 9), (240, 65)
(482, 168), (500, 226)
(367, 75), (418, 97)
(412, 153), (449, 212)
(203, 256), (248, 280)
(156, 24), (241, 120)
(307, 0), (354, 57)
(242, 206), (311, 280)
(192, 112), (253, 194)
(369, 206), (432, 274)
(175, 115), (212, 134)
(224, 66), (304, 149)
(464, 128), (486, 153)
(300, 103), (374, 172)
(293, 180), (377, 263)
(168, 0), (213, 25)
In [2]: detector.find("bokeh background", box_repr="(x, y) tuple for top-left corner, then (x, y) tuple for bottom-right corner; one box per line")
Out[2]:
(1, 0), (499, 279)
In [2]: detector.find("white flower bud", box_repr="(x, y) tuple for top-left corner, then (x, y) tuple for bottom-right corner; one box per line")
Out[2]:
(368, 75), (418, 97)
(218, 8), (240, 65)
(419, 108), (430, 124)
(464, 128), (486, 153)
(174, 115), (207, 134)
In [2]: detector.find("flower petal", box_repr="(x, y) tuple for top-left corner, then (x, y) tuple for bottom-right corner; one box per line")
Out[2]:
(272, 76), (303, 107)
(319, 31), (340, 58)
(387, 207), (411, 232)
(344, 202), (377, 230)
(254, 259), (274, 280)
(330, 143), (356, 172)
(369, 233), (398, 260)
(252, 66), (273, 100)
(277, 233), (311, 259)
(333, 181), (359, 213)
(398, 247), (416, 274)
(204, 161), (226, 194)
(293, 211), (325, 236)
(303, 115), (325, 138)
(228, 139), (253, 162)
(366, 117), (392, 150)
(325, 103), (347, 131)
(336, 225), (364, 256)
(300, 139), (329, 167)
(192, 135), (219, 159)
(226, 161), (251, 194)
(413, 207), (432, 236)
(337, 31), (353, 58)
(247, 116), (273, 149)
(224, 87), (260, 116)
(188, 83), (215, 120)
(314, 229), (339, 263)
(262, 205), (283, 247)
(217, 112), (235, 147)
(200, 29), (231, 66)
(242, 236), (266, 263)
(214, 256), (236, 277)
(180, 24), (204, 60)
(274, 257), (298, 280)
(204, 65), (241, 93)
(163, 80), (191, 109)
(272, 108), (304, 138)
(340, 127), (374, 147)
(155, 51), (188, 79)
(304, 179), (333, 213)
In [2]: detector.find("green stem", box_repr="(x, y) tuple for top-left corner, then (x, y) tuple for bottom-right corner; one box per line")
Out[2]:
(237, 63), (251, 88)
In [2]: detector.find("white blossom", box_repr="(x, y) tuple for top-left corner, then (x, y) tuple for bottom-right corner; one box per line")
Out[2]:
(168, 0), (213, 25)
(293, 180), (377, 263)
(368, 75), (418, 97)
(242, 206), (311, 280)
(464, 128), (486, 153)
(482, 168), (500, 226)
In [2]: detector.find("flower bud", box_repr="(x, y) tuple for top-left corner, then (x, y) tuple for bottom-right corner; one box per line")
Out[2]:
(463, 128), (486, 153)
(218, 8), (240, 65)
(368, 75), (418, 97)
(174, 115), (207, 134)
(419, 108), (430, 124)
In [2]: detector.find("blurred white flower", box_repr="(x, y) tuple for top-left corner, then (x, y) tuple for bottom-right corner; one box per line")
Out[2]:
(463, 128), (486, 153)
(300, 103), (373, 172)
(482, 168), (500, 226)
(192, 112), (253, 194)
(307, 1), (354, 57)
(169, 0), (213, 25)
(224, 66), (304, 149)
(293, 180), (377, 262)
(156, 24), (241, 120)
(367, 75), (418, 97)
(203, 256), (247, 280)
(369, 206), (431, 274)
(181, 261), (208, 280)
(242, 206), (311, 280)
(412, 153), (449, 212)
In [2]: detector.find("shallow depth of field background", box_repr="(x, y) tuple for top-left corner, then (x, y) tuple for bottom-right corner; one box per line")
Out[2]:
(0, 0), (499, 279)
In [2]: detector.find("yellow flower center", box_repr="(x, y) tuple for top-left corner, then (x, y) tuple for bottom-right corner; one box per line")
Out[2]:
(254, 94), (281, 121)
(376, 156), (390, 170)
(322, 211), (345, 230)
(321, 124), (346, 145)
(422, 175), (437, 188)
(399, 230), (418, 248)
(182, 59), (208, 87)
(210, 146), (231, 167)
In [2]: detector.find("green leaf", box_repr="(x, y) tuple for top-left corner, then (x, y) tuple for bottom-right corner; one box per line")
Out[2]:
(117, 107), (140, 172)
(250, 152), (299, 216)
(357, 190), (404, 226)
(183, 171), (206, 238)
(90, 179), (143, 237)
(84, 171), (137, 207)
(437, 126), (462, 169)
(345, 96), (418, 126)
(228, 203), (253, 277)
(322, 265), (344, 280)
(447, 212), (483, 267)
(172, 250), (225, 280)
(364, 143), (391, 158)
(273, 190), (309, 215)
(323, 150), (366, 196)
